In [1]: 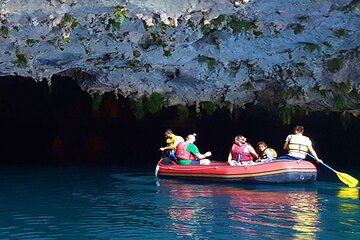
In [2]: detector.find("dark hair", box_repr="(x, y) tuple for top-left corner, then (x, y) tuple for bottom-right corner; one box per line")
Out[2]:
(257, 141), (268, 147)
(165, 129), (173, 135)
(294, 126), (304, 134)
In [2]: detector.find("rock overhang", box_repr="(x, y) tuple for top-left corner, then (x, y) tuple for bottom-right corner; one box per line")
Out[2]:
(0, 0), (359, 115)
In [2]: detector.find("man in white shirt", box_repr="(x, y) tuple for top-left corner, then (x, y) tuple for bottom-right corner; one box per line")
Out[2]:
(279, 126), (322, 163)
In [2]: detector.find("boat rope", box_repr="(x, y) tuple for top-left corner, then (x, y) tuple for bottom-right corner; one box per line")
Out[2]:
(159, 166), (220, 171)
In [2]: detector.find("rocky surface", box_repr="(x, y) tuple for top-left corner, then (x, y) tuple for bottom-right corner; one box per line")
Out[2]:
(0, 0), (359, 115)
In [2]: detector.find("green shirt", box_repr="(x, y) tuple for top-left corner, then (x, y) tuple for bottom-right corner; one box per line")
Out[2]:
(186, 143), (200, 156)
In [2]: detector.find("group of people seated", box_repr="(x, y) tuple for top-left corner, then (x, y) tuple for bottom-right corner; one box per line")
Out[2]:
(159, 126), (322, 166)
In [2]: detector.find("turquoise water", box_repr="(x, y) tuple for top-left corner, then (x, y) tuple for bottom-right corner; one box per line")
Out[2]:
(0, 166), (359, 240)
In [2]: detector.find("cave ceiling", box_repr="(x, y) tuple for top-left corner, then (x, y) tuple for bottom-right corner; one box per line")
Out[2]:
(0, 0), (359, 114)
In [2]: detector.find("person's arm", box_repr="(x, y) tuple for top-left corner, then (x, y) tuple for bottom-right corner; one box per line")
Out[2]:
(160, 145), (173, 151)
(188, 144), (211, 159)
(195, 151), (212, 159)
(160, 137), (183, 151)
(160, 142), (176, 151)
(160, 145), (171, 151)
(283, 141), (289, 150)
(227, 151), (232, 163)
(308, 145), (322, 163)
(266, 149), (275, 160)
(283, 135), (291, 150)
(247, 145), (259, 159)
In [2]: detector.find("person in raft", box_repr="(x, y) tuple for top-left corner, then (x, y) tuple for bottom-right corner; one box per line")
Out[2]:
(159, 129), (185, 161)
(278, 125), (322, 163)
(227, 135), (258, 166)
(175, 134), (211, 165)
(256, 141), (278, 162)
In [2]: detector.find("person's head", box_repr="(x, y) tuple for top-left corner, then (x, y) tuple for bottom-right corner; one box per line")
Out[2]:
(165, 129), (174, 138)
(186, 133), (197, 143)
(257, 141), (268, 152)
(234, 135), (247, 145)
(294, 126), (304, 134)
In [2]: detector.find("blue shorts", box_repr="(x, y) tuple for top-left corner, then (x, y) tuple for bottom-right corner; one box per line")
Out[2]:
(188, 160), (201, 166)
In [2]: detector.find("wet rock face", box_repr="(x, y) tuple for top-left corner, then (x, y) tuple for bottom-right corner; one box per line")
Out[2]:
(0, 0), (359, 113)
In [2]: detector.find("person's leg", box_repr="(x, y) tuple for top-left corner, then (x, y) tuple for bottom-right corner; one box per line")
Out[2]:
(188, 160), (202, 166)
(161, 157), (174, 165)
(200, 159), (211, 165)
(169, 152), (177, 162)
(228, 160), (242, 166)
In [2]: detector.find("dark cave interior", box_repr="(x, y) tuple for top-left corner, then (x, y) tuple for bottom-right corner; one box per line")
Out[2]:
(0, 76), (359, 174)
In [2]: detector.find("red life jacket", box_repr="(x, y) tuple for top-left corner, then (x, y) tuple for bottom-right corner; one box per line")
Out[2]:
(231, 143), (254, 162)
(175, 142), (196, 160)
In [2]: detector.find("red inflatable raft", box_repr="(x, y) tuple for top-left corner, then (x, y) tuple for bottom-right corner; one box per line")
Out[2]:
(155, 158), (317, 184)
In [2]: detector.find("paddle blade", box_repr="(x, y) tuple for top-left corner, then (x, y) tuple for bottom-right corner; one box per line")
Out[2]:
(336, 171), (359, 188)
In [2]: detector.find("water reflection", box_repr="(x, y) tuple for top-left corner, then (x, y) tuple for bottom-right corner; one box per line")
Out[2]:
(337, 187), (359, 235)
(337, 187), (359, 200)
(290, 192), (319, 240)
(226, 187), (319, 239)
(158, 181), (320, 239)
(164, 183), (215, 239)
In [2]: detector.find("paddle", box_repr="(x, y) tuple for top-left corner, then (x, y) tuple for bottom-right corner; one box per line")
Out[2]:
(308, 154), (358, 188)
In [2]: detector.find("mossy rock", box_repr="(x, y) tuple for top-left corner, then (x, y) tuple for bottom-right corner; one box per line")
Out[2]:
(323, 42), (333, 49)
(201, 101), (218, 116)
(334, 29), (348, 37)
(108, 18), (121, 31)
(198, 55), (218, 70)
(334, 82), (353, 93)
(177, 105), (189, 120)
(213, 15), (228, 26)
(144, 92), (164, 114)
(279, 107), (304, 125)
(131, 101), (145, 120)
(228, 18), (256, 34)
(26, 39), (39, 47)
(0, 26), (9, 38)
(163, 50), (172, 57)
(201, 24), (214, 36)
(133, 49), (141, 58)
(292, 24), (304, 35)
(168, 18), (176, 28)
(303, 43), (320, 52)
(241, 81), (254, 90)
(13, 53), (28, 67)
(91, 92), (103, 111)
(340, 0), (360, 13)
(327, 58), (343, 73)
(114, 6), (128, 24)
(60, 13), (78, 30)
(333, 94), (347, 110)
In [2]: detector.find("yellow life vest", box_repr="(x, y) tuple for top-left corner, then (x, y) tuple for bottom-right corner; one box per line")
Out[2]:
(261, 148), (278, 159)
(287, 135), (309, 157)
(166, 135), (176, 152)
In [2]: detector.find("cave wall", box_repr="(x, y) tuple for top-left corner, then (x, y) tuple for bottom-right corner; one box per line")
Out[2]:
(0, 76), (359, 173)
